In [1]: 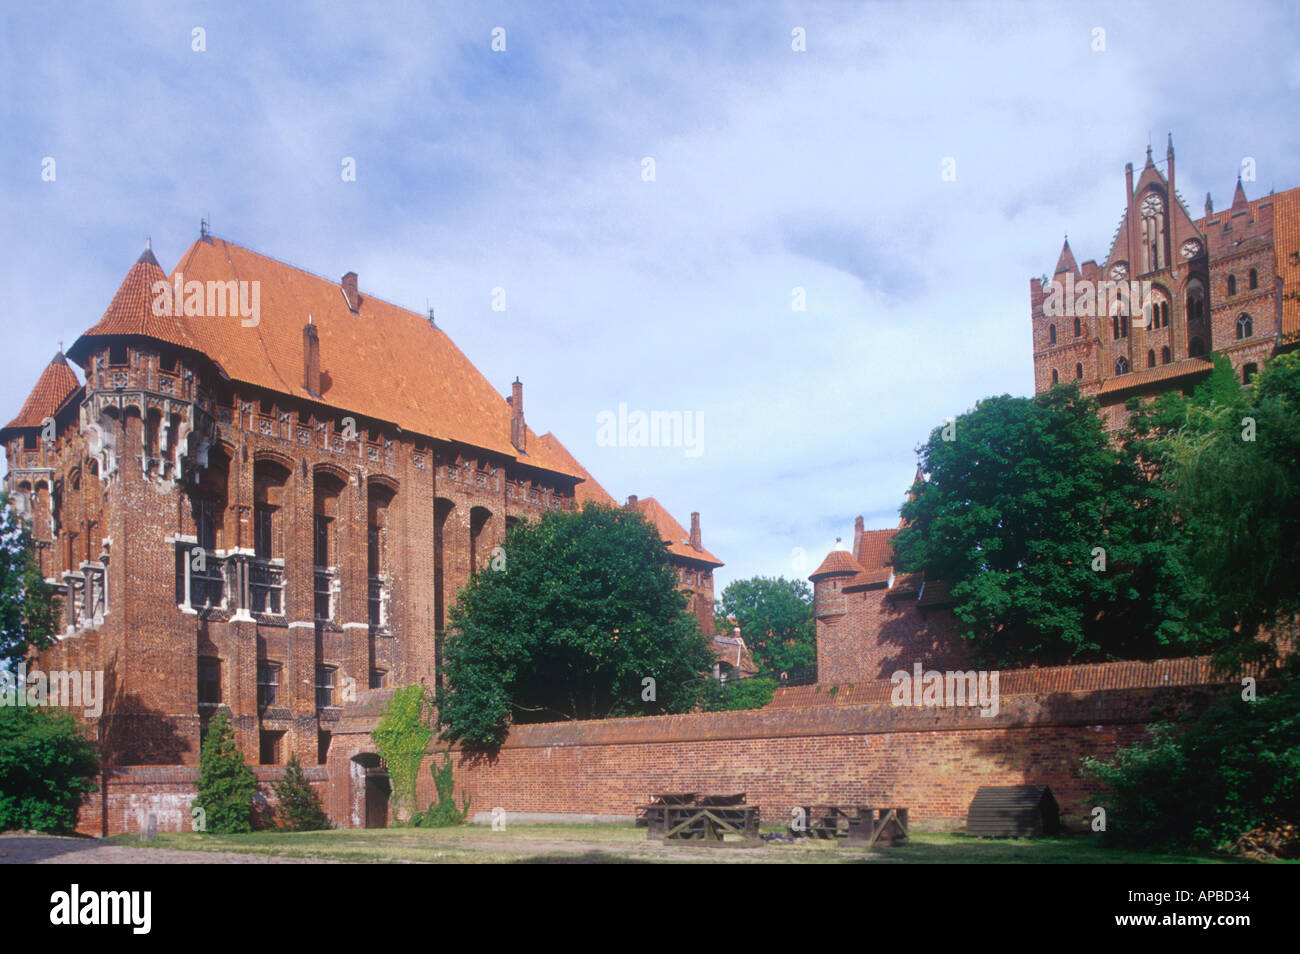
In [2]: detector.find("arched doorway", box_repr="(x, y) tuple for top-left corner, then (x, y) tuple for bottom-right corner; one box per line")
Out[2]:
(351, 754), (390, 828)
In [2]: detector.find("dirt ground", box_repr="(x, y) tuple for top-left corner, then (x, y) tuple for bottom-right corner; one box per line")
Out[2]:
(0, 832), (331, 864)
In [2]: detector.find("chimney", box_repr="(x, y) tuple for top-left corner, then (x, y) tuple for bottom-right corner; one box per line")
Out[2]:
(303, 317), (320, 396)
(341, 272), (360, 313)
(627, 495), (638, 510)
(509, 377), (525, 453)
(690, 512), (702, 551)
(852, 515), (864, 558)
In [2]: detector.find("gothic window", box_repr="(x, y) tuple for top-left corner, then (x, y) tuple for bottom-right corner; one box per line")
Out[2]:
(1236, 313), (1252, 339)
(1115, 356), (1130, 375)
(1227, 274), (1237, 296)
(1189, 337), (1206, 357)
(1073, 316), (1081, 337)
(1147, 350), (1156, 368)
(1140, 193), (1166, 271)
(1051, 368), (1058, 385)
(1048, 324), (1056, 345)
(1249, 268), (1258, 290)
(1161, 346), (1170, 364)
(1075, 363), (1083, 379)
(1160, 301), (1170, 327)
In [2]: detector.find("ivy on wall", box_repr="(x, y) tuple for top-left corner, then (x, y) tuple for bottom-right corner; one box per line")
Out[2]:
(370, 685), (433, 824)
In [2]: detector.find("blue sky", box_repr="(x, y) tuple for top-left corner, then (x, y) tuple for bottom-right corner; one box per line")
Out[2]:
(2, 0), (1298, 590)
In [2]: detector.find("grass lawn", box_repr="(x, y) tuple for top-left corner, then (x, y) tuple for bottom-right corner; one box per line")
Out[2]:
(109, 824), (1259, 864)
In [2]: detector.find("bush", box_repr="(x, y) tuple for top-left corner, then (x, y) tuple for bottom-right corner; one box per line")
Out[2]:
(1082, 679), (1300, 855)
(371, 686), (433, 824)
(697, 676), (778, 712)
(195, 711), (256, 834)
(0, 704), (99, 833)
(272, 753), (330, 831)
(411, 753), (470, 827)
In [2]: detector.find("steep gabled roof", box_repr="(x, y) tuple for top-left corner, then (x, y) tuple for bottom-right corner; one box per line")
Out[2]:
(67, 245), (198, 362)
(534, 432), (616, 505)
(140, 236), (580, 479)
(2, 351), (82, 436)
(633, 496), (722, 566)
(1053, 238), (1079, 276)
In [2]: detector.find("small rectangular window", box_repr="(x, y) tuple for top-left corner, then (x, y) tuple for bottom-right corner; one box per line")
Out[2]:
(259, 730), (284, 765)
(257, 662), (280, 708)
(315, 665), (336, 708)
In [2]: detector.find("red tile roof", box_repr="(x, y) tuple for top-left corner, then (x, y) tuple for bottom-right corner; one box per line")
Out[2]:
(809, 548), (863, 580)
(1096, 356), (1213, 396)
(2, 352), (82, 434)
(68, 247), (197, 359)
(633, 497), (722, 566)
(711, 633), (757, 675)
(73, 237), (581, 480)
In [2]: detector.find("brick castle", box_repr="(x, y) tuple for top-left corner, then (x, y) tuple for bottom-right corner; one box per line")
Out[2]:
(1, 232), (720, 773)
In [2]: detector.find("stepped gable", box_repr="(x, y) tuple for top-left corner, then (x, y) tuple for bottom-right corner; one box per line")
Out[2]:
(1, 351), (81, 436)
(165, 235), (580, 480)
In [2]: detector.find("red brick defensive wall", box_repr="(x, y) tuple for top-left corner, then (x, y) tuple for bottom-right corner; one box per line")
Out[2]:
(77, 657), (1247, 835)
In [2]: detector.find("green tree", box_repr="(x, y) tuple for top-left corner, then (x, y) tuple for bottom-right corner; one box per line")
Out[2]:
(371, 685), (433, 824)
(436, 503), (714, 747)
(0, 704), (99, 833)
(715, 576), (816, 678)
(195, 711), (256, 834)
(1082, 678), (1300, 855)
(697, 675), (779, 712)
(1147, 351), (1300, 671)
(272, 753), (330, 831)
(0, 492), (57, 670)
(893, 384), (1204, 667)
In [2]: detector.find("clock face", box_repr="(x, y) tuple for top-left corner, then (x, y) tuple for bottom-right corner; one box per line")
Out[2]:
(1180, 239), (1201, 260)
(1110, 263), (1128, 280)
(1141, 194), (1163, 217)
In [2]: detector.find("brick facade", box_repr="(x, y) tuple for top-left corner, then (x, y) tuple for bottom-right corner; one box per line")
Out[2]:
(1029, 138), (1300, 429)
(2, 234), (718, 781)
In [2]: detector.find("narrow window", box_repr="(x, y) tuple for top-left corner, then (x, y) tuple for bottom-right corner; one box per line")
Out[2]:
(198, 657), (221, 705)
(257, 662), (281, 708)
(1147, 350), (1156, 368)
(315, 665), (336, 708)
(318, 731), (331, 765)
(1236, 313), (1252, 339)
(1048, 324), (1056, 345)
(1073, 316), (1081, 337)
(1115, 356), (1130, 375)
(1075, 363), (1083, 379)
(1051, 368), (1058, 385)
(1161, 346), (1170, 364)
(1248, 268), (1258, 290)
(1227, 274), (1237, 296)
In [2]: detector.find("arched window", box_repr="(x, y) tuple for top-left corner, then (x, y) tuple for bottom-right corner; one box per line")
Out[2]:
(1115, 356), (1130, 375)
(1236, 313), (1252, 339)
(1249, 268), (1258, 290)
(1051, 368), (1059, 385)
(1186, 286), (1205, 323)
(1160, 301), (1170, 327)
(1227, 274), (1237, 296)
(1189, 337), (1206, 357)
(1073, 316), (1081, 337)
(1075, 362), (1083, 379)
(1243, 362), (1258, 384)
(1049, 324), (1056, 345)
(1161, 346), (1170, 364)
(1147, 350), (1156, 368)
